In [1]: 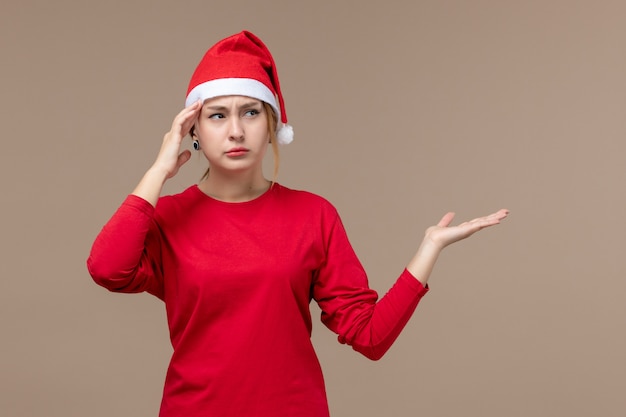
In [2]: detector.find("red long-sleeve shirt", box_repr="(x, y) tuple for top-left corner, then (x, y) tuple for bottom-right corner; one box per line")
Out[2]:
(87, 183), (428, 417)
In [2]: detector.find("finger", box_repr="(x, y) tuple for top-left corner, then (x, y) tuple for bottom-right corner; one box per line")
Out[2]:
(478, 209), (509, 226)
(437, 212), (455, 227)
(467, 210), (509, 230)
(173, 100), (200, 121)
(473, 209), (509, 223)
(494, 208), (510, 220)
(182, 99), (202, 114)
(183, 99), (202, 117)
(177, 150), (192, 168)
(467, 216), (499, 228)
(172, 100), (202, 131)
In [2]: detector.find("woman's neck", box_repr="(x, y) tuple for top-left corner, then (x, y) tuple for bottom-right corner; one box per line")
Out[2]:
(198, 170), (271, 202)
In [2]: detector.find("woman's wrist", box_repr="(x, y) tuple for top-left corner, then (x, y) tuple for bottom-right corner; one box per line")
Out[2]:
(131, 167), (169, 207)
(405, 238), (444, 286)
(146, 163), (173, 182)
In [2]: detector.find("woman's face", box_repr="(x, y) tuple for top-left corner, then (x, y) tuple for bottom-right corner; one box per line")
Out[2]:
(194, 95), (270, 175)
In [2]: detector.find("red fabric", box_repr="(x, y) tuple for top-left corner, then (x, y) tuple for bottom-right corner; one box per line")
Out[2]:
(87, 184), (428, 417)
(187, 31), (274, 96)
(186, 30), (289, 125)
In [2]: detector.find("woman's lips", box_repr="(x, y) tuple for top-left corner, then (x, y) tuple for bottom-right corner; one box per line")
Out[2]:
(225, 148), (249, 157)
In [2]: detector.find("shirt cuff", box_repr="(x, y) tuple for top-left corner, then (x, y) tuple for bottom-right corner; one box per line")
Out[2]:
(400, 268), (429, 296)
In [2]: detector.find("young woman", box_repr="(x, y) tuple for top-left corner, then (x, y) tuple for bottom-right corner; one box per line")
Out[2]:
(87, 30), (508, 417)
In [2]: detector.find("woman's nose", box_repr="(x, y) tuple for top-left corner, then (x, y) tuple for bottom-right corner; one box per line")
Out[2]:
(228, 118), (244, 141)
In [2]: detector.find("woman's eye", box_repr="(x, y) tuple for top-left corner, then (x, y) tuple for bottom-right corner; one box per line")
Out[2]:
(244, 109), (260, 117)
(209, 113), (224, 119)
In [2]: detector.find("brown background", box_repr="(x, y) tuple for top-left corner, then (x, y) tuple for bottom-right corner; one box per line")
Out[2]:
(1, 0), (624, 416)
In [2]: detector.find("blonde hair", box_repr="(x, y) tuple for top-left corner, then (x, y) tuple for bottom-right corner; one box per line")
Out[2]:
(199, 101), (280, 182)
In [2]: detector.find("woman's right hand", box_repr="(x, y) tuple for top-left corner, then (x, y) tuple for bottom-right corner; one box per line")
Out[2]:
(152, 99), (203, 179)
(132, 100), (202, 206)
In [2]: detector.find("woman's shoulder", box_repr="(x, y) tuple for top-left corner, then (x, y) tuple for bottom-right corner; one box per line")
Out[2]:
(272, 183), (339, 218)
(273, 183), (334, 205)
(153, 185), (202, 217)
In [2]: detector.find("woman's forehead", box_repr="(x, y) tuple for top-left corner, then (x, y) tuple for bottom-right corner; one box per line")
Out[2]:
(203, 95), (262, 106)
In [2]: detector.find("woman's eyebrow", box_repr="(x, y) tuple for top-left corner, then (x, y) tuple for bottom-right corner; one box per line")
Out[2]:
(205, 101), (261, 111)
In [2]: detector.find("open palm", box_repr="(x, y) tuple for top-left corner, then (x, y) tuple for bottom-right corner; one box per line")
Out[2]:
(425, 209), (509, 250)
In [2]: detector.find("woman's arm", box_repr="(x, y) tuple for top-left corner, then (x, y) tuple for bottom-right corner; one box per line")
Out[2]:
(87, 195), (164, 297)
(87, 100), (202, 296)
(315, 208), (509, 360)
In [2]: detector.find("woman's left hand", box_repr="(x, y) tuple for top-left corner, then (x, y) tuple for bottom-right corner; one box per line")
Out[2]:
(406, 208), (509, 285)
(424, 209), (509, 251)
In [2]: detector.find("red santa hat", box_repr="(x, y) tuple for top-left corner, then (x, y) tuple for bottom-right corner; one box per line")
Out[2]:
(185, 30), (293, 145)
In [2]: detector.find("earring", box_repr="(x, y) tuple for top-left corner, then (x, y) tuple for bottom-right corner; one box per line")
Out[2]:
(192, 139), (200, 151)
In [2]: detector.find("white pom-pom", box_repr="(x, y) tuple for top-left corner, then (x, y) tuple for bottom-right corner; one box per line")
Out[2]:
(277, 124), (294, 145)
